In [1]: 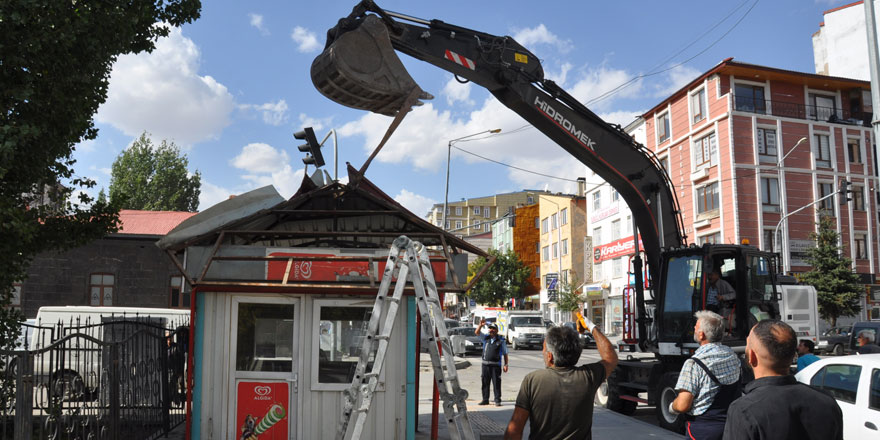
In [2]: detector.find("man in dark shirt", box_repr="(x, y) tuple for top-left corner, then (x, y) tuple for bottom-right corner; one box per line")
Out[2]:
(722, 320), (843, 440)
(503, 316), (617, 440)
(856, 330), (880, 354)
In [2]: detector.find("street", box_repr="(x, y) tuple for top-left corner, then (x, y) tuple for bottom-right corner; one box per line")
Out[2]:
(416, 346), (667, 438)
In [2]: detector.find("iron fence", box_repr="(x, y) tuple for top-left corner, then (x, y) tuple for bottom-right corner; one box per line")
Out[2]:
(0, 315), (189, 439)
(733, 95), (872, 127)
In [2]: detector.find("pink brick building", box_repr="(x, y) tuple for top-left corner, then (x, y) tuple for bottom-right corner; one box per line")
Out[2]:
(641, 58), (877, 280)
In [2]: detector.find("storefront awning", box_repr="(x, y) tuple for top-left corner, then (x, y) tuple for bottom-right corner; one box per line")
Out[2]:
(525, 294), (540, 301)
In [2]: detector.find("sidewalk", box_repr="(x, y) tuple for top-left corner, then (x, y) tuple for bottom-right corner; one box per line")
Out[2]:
(415, 401), (681, 440)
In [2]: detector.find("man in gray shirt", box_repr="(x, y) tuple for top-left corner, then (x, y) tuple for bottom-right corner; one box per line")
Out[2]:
(504, 315), (617, 440)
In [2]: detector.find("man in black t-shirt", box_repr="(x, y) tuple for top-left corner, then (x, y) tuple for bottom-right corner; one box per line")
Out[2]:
(504, 316), (617, 440)
(722, 320), (842, 440)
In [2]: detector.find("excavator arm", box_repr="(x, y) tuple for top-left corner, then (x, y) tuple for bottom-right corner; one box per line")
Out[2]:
(311, 1), (686, 343)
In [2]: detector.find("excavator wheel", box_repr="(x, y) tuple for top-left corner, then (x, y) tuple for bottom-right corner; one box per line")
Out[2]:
(310, 15), (432, 116)
(654, 372), (686, 434)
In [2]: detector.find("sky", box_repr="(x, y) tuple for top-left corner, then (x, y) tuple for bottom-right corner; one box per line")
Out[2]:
(73, 0), (851, 218)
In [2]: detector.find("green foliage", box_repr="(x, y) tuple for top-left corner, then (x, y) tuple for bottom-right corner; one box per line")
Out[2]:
(0, 0), (201, 357)
(555, 276), (585, 313)
(800, 216), (862, 327)
(466, 249), (532, 307)
(109, 132), (201, 212)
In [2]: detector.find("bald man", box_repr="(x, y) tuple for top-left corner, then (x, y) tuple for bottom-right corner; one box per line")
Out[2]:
(722, 320), (842, 440)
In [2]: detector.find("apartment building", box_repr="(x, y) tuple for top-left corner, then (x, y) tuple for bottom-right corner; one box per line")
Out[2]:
(537, 193), (587, 324)
(640, 58), (877, 280)
(426, 190), (540, 236)
(813, 1), (879, 81)
(491, 203), (542, 309)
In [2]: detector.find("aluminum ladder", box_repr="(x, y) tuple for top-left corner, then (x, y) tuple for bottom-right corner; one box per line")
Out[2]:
(337, 235), (475, 440)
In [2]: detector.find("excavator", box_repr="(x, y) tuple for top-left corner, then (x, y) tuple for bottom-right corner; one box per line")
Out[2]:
(310, 1), (782, 432)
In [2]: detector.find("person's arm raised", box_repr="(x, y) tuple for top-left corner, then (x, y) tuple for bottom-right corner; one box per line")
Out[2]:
(583, 316), (618, 379)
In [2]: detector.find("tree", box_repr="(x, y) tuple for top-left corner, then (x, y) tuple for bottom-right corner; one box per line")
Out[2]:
(800, 216), (862, 327)
(466, 249), (532, 307)
(0, 1), (201, 359)
(109, 132), (201, 212)
(555, 276), (584, 313)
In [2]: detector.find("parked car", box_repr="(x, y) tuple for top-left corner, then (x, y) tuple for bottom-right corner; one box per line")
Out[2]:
(818, 326), (853, 355)
(561, 322), (594, 348)
(794, 354), (880, 439)
(447, 326), (483, 356)
(443, 319), (462, 330)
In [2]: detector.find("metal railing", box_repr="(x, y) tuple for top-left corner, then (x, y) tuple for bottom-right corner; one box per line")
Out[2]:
(733, 96), (872, 127)
(0, 316), (189, 439)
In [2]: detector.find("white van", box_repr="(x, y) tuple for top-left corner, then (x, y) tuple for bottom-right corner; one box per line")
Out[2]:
(497, 311), (547, 350)
(30, 306), (189, 398)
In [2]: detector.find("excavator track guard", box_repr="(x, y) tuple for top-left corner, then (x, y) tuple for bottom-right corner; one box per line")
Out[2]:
(311, 15), (433, 116)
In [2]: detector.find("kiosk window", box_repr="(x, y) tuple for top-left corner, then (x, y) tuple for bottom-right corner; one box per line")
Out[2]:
(235, 303), (294, 372)
(317, 305), (373, 384)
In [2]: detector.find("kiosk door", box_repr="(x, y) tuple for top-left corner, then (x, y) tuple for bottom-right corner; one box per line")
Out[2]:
(229, 296), (299, 439)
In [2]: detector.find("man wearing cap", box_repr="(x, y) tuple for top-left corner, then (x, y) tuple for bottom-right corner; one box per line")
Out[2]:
(476, 319), (509, 406)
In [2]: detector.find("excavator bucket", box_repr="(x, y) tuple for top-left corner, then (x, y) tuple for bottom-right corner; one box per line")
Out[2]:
(311, 15), (433, 116)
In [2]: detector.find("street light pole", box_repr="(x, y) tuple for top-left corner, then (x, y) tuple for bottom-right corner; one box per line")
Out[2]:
(318, 129), (339, 181)
(772, 136), (809, 268)
(443, 129), (501, 230)
(776, 136), (808, 168)
(774, 191), (837, 272)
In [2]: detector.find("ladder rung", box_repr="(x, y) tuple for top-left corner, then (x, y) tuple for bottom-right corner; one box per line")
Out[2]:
(374, 335), (390, 341)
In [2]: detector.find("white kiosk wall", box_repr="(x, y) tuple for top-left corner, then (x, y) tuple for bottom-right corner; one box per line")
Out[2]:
(196, 292), (408, 439)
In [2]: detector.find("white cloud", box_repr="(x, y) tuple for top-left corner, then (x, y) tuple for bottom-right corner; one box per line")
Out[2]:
(441, 77), (474, 106)
(568, 65), (643, 111)
(240, 99), (289, 126)
(231, 143), (291, 174)
(298, 113), (333, 133)
(230, 142), (305, 198)
(394, 190), (437, 217)
(249, 13), (269, 36)
(291, 26), (322, 53)
(76, 138), (98, 153)
(96, 26), (234, 146)
(544, 62), (573, 87)
(653, 65), (702, 98)
(512, 24), (573, 53)
(198, 181), (236, 211)
(598, 110), (644, 128)
(338, 97), (580, 194)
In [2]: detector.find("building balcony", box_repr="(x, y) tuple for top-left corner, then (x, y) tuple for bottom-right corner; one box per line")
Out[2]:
(733, 96), (872, 127)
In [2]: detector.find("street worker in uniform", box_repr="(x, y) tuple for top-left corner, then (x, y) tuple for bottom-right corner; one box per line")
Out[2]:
(476, 320), (508, 406)
(722, 320), (843, 440)
(668, 310), (740, 440)
(795, 339), (820, 371)
(856, 329), (880, 354)
(503, 315), (617, 440)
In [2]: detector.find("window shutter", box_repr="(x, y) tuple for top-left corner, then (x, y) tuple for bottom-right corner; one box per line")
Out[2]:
(709, 134), (718, 166)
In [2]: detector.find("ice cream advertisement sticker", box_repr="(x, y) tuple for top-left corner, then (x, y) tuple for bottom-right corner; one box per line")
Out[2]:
(237, 381), (289, 439)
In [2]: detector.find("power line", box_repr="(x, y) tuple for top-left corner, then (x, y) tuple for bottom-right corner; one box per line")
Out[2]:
(586, 0), (760, 106)
(452, 145), (580, 182)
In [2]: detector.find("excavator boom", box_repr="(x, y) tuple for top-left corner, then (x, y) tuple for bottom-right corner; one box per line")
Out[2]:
(311, 1), (687, 345)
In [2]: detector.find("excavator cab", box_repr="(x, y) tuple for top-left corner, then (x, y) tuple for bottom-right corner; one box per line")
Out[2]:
(653, 244), (780, 353)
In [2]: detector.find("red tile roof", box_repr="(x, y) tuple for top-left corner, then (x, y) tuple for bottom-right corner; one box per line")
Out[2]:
(117, 210), (197, 236)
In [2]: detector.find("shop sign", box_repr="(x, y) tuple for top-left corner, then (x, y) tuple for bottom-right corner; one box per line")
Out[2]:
(591, 203), (619, 223)
(545, 273), (559, 290)
(788, 239), (815, 267)
(585, 285), (603, 297)
(236, 381), (289, 439)
(593, 236), (643, 263)
(266, 249), (446, 282)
